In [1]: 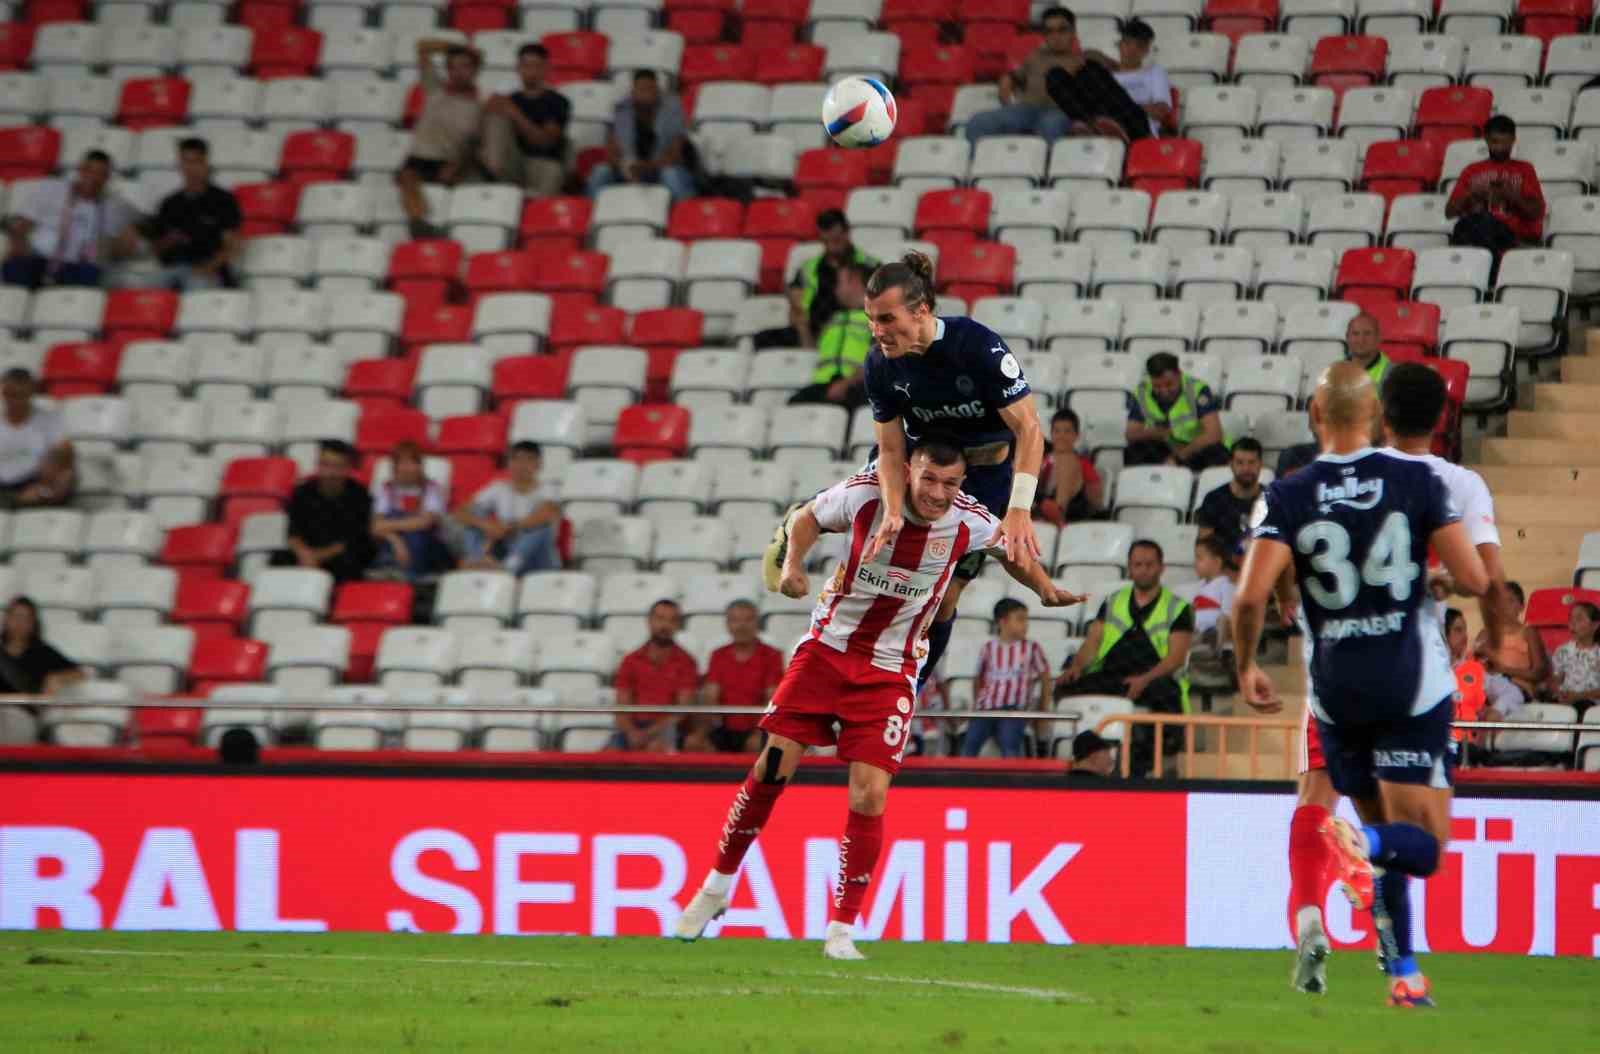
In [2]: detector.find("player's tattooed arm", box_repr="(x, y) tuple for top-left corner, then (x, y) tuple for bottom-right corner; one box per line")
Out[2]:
(1233, 536), (1292, 713)
(778, 503), (823, 599)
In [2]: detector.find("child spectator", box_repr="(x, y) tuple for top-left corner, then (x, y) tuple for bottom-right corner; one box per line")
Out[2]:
(961, 599), (1051, 758)
(1033, 408), (1103, 526)
(371, 441), (452, 581)
(453, 441), (562, 574)
(1186, 536), (1237, 684)
(1549, 601), (1600, 714)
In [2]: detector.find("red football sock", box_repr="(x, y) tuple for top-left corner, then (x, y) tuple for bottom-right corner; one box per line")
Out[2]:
(712, 776), (785, 876)
(828, 809), (885, 926)
(1288, 804), (1332, 935)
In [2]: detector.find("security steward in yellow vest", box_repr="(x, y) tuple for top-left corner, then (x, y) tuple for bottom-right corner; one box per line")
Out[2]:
(788, 260), (872, 412)
(749, 208), (878, 351)
(1055, 540), (1194, 776)
(1343, 311), (1391, 388)
(1124, 351), (1232, 471)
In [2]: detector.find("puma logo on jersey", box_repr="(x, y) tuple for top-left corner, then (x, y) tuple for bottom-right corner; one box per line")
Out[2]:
(1315, 477), (1384, 513)
(892, 381), (912, 397)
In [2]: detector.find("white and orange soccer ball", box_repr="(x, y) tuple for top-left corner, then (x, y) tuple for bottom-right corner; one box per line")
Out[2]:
(821, 76), (898, 148)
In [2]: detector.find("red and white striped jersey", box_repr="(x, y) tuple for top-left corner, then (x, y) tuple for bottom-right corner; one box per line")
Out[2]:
(808, 471), (1000, 680)
(974, 639), (1050, 710)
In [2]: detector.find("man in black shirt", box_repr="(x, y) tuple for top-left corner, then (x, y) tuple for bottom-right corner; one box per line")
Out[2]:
(1194, 435), (1265, 558)
(273, 440), (377, 583)
(481, 43), (570, 198)
(127, 137), (241, 290)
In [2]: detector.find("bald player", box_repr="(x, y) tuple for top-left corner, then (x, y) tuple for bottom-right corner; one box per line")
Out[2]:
(1234, 362), (1491, 1009)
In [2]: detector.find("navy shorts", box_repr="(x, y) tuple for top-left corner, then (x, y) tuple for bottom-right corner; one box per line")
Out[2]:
(1314, 694), (1456, 801)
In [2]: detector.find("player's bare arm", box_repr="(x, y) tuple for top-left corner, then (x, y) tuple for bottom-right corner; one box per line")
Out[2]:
(1429, 521), (1490, 599)
(864, 419), (908, 564)
(778, 501), (824, 599)
(995, 544), (1084, 609)
(1234, 536), (1293, 713)
(996, 397), (1046, 567)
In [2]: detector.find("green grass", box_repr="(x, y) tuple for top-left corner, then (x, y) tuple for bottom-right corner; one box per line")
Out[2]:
(1, 931), (1595, 1052)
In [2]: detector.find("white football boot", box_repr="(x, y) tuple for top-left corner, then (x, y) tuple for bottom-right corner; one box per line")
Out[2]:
(673, 887), (728, 941)
(822, 921), (866, 961)
(1292, 912), (1331, 995)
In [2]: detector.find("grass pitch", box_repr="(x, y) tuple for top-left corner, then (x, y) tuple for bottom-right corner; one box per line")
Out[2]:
(2, 931), (1595, 1053)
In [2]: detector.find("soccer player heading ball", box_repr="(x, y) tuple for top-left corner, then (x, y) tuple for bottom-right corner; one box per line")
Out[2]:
(764, 251), (1048, 691)
(677, 442), (1082, 958)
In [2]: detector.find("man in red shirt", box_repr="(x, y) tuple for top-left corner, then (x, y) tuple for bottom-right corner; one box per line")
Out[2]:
(701, 599), (785, 752)
(1446, 115), (1545, 267)
(612, 599), (702, 753)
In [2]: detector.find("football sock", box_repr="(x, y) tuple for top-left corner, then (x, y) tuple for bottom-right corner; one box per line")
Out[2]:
(828, 809), (885, 926)
(919, 616), (955, 691)
(711, 775), (786, 879)
(1374, 869), (1421, 982)
(1288, 804), (1331, 936)
(1360, 823), (1440, 878)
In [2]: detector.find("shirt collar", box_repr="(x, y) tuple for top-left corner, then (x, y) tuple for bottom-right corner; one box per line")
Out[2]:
(932, 317), (946, 343)
(1315, 446), (1378, 465)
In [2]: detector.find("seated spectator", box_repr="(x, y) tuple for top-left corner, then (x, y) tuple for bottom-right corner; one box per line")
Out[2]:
(1344, 312), (1391, 389)
(454, 440), (561, 574)
(0, 369), (75, 508)
(1043, 18), (1165, 143)
(612, 599), (702, 752)
(1107, 19), (1172, 136)
(587, 69), (696, 202)
(370, 441), (453, 581)
(274, 440), (376, 583)
(480, 43), (569, 199)
(1033, 409), (1104, 526)
(1125, 352), (1232, 470)
(398, 40), (486, 239)
(962, 598), (1051, 759)
(1473, 580), (1550, 701)
(786, 261), (872, 411)
(1275, 411), (1320, 479)
(700, 599), (784, 752)
(1067, 729), (1116, 778)
(0, 596), (86, 703)
(2, 150), (140, 290)
(1446, 115), (1544, 269)
(1194, 436), (1265, 557)
(1187, 536), (1238, 684)
(120, 138), (241, 291)
(757, 210), (877, 351)
(1445, 606), (1523, 763)
(964, 6), (1079, 145)
(1549, 601), (1600, 714)
(1056, 539), (1192, 777)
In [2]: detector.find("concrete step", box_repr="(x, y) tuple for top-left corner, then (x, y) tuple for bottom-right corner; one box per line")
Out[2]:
(1507, 410), (1595, 441)
(1474, 466), (1599, 495)
(1493, 493), (1600, 529)
(1480, 438), (1600, 467)
(1184, 751), (1295, 780)
(1498, 524), (1592, 557)
(1532, 384), (1600, 414)
(1497, 554), (1580, 588)
(1562, 356), (1600, 384)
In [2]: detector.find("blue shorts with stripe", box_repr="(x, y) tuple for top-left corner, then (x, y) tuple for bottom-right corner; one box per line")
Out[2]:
(1314, 694), (1456, 801)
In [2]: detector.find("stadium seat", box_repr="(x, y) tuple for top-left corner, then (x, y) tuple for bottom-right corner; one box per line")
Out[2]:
(1175, 247), (1255, 303)
(1366, 300), (1441, 356)
(1335, 246), (1416, 303)
(1441, 302), (1521, 409)
(1232, 33), (1311, 89)
(1113, 465), (1194, 530)
(172, 576), (251, 638)
(0, 125), (60, 180)
(415, 343), (491, 419)
(1069, 188), (1152, 248)
(117, 75), (189, 130)
(1414, 86), (1493, 147)
(1494, 248), (1573, 353)
(1412, 247), (1494, 309)
(613, 404), (691, 463)
(516, 571), (598, 633)
(1310, 35), (1387, 89)
(110, 624), (194, 696)
(1385, 193), (1453, 252)
(1125, 138), (1203, 194)
(793, 147), (870, 212)
(190, 636), (268, 694)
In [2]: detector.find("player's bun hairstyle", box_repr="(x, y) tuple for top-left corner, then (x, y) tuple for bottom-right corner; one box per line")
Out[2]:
(866, 251), (938, 314)
(1380, 362), (1448, 439)
(913, 436), (966, 468)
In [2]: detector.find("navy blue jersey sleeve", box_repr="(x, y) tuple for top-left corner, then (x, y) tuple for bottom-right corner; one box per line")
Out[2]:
(1250, 482), (1296, 545)
(1416, 462), (1462, 538)
(864, 353), (896, 423)
(971, 331), (1031, 410)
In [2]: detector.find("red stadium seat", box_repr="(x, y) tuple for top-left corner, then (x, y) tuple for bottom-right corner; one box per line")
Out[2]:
(447, 455), (498, 505)
(1205, 0), (1278, 37)
(1361, 139), (1441, 201)
(680, 43), (754, 87)
(883, 0), (954, 25)
(220, 496), (280, 530)
(549, 302), (626, 351)
(237, 0), (299, 30)
(1310, 36), (1387, 90)
(864, 139), (900, 185)
(668, 8), (728, 44)
(332, 582), (414, 625)
(534, 249), (609, 299)
(741, 20), (798, 48)
(520, 196), (592, 250)
(389, 238), (464, 305)
(190, 636), (268, 693)
(492, 353), (571, 406)
(344, 357), (417, 409)
(0, 125), (60, 180)
(251, 26), (322, 78)
(451, 4), (511, 31)
(751, 43), (824, 85)
(915, 188), (993, 237)
(1518, 0), (1591, 42)
(1413, 86), (1493, 148)
(1334, 247), (1416, 303)
(1525, 587), (1600, 628)
(795, 148), (870, 212)
(117, 77), (190, 130)
(337, 622), (382, 683)
(742, 0), (807, 24)
(103, 289), (177, 345)
(134, 707), (200, 751)
(24, 0), (83, 23)
(613, 404), (690, 463)
(940, 240), (1016, 300)
(964, 0), (1029, 24)
(399, 303), (473, 357)
(173, 577), (251, 636)
(1005, 33), (1044, 70)
(1125, 138), (1204, 193)
(42, 342), (120, 397)
(966, 22), (1019, 80)
(434, 412), (508, 457)
(219, 456), (297, 503)
(357, 406), (430, 455)
(744, 198), (815, 241)
(280, 130), (355, 186)
(542, 31), (608, 79)
(1366, 300), (1441, 356)
(899, 45), (975, 94)
(630, 307), (704, 352)
(0, 24), (35, 70)
(160, 524), (236, 577)
(668, 197), (744, 241)
(464, 250), (537, 296)
(233, 181), (301, 237)
(755, 238), (797, 293)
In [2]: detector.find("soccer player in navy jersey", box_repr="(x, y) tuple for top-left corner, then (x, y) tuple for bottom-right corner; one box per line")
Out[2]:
(764, 251), (1046, 687)
(1233, 362), (1491, 1009)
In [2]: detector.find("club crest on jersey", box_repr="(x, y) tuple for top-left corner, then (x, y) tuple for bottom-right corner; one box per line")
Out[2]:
(955, 374), (974, 394)
(1315, 477), (1384, 514)
(929, 539), (951, 558)
(896, 697), (912, 714)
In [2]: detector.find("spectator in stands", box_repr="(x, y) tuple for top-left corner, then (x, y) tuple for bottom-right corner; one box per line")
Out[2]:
(1124, 352), (1231, 469)
(786, 260), (872, 411)
(1275, 410), (1321, 479)
(1068, 729), (1116, 778)
(1549, 601), (1600, 714)
(1344, 312), (1390, 388)
(613, 598), (702, 752)
(700, 599), (784, 752)
(123, 138), (241, 291)
(397, 40), (486, 240)
(964, 6), (1079, 145)
(1187, 535), (1238, 684)
(454, 440), (561, 574)
(480, 43), (569, 199)
(587, 69), (696, 203)
(0, 597), (85, 704)
(370, 441), (452, 581)
(0, 369), (74, 509)
(1473, 581), (1551, 701)
(1446, 115), (1545, 268)
(1056, 539), (1193, 777)
(1042, 18), (1166, 143)
(2, 150), (140, 290)
(757, 210), (877, 353)
(1033, 408), (1103, 526)
(1446, 606), (1524, 762)
(276, 439), (376, 583)
(1107, 19), (1173, 136)
(962, 598), (1051, 758)
(1194, 436), (1265, 557)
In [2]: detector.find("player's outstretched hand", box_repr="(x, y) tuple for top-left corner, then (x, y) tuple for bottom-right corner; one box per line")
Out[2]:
(862, 510), (903, 565)
(779, 567), (810, 599)
(1237, 664), (1282, 714)
(997, 507), (1042, 567)
(1039, 585), (1086, 608)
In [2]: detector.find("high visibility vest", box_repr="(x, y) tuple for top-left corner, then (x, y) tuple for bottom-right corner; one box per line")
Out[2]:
(811, 308), (872, 383)
(1358, 352), (1391, 389)
(1091, 584), (1192, 713)
(798, 247), (875, 313)
(1452, 658), (1488, 743)
(1134, 375), (1231, 451)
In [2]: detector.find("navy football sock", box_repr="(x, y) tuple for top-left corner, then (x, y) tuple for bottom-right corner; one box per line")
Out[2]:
(920, 615), (955, 691)
(1361, 822), (1440, 877)
(1372, 869), (1417, 979)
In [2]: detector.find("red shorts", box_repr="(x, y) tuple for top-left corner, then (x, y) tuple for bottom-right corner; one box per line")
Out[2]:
(760, 639), (918, 776)
(1299, 705), (1325, 773)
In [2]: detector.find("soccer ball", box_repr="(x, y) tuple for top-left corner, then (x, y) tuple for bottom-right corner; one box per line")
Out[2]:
(821, 76), (898, 148)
